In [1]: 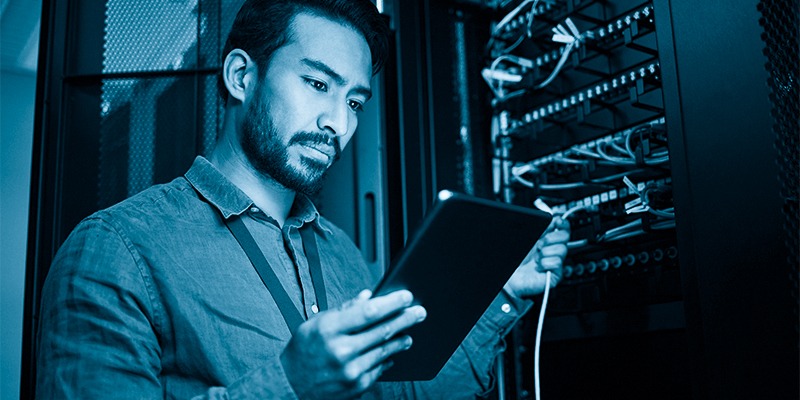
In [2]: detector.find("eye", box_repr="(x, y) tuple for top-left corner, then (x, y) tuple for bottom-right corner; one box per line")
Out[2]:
(348, 100), (364, 112)
(304, 78), (328, 92)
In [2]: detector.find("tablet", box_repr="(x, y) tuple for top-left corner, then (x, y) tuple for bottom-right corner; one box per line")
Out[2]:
(373, 190), (552, 381)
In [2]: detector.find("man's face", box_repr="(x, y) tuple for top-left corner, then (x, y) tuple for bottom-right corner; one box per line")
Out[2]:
(241, 13), (372, 195)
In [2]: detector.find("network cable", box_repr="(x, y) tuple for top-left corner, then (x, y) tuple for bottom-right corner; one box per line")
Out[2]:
(531, 200), (593, 400)
(512, 168), (648, 191)
(484, 16), (586, 98)
(486, 0), (541, 54)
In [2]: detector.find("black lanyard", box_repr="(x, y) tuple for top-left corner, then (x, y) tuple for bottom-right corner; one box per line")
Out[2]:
(224, 214), (327, 335)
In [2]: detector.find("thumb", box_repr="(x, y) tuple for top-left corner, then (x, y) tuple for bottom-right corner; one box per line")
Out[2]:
(548, 216), (570, 233)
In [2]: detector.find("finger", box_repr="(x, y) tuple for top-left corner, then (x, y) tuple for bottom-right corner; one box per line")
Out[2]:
(540, 243), (568, 258)
(353, 305), (426, 348)
(546, 269), (563, 287)
(539, 229), (571, 246)
(345, 334), (413, 385)
(327, 290), (415, 333)
(550, 216), (571, 231)
(338, 289), (373, 310)
(551, 267), (563, 281)
(539, 256), (564, 270)
(347, 358), (396, 397)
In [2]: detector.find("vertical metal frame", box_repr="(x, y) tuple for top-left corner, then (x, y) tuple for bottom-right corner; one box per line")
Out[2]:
(22, 0), (67, 396)
(657, 0), (798, 397)
(386, 0), (435, 249)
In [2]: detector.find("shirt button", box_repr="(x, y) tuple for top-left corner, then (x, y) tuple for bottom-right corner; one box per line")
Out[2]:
(311, 304), (319, 314)
(501, 303), (511, 313)
(250, 207), (260, 213)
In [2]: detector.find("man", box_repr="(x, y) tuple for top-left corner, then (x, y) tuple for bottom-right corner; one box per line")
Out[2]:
(36, 0), (570, 398)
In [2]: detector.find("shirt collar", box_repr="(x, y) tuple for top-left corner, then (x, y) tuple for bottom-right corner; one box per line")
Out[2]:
(284, 194), (332, 234)
(184, 156), (330, 233)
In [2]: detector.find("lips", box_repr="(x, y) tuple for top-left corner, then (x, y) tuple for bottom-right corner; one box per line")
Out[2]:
(289, 132), (341, 163)
(296, 141), (336, 165)
(300, 141), (336, 160)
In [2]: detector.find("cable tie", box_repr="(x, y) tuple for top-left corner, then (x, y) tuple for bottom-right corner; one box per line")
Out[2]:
(482, 68), (523, 82)
(622, 175), (639, 194)
(564, 17), (580, 37)
(552, 34), (574, 43)
(625, 198), (647, 214)
(506, 55), (535, 69)
(533, 198), (554, 215)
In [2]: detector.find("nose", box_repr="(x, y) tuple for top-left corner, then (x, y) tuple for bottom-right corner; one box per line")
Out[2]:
(317, 101), (350, 137)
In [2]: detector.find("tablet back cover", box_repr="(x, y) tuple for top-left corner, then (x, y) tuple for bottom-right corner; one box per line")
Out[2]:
(375, 191), (552, 381)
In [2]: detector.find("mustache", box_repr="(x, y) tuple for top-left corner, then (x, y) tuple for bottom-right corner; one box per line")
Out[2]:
(289, 132), (342, 160)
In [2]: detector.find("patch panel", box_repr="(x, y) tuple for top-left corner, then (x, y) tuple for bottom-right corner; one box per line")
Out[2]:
(485, 0), (677, 325)
(504, 61), (660, 132)
(497, 4), (657, 83)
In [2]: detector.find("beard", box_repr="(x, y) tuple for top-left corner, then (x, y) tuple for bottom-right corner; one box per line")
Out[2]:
(240, 93), (341, 196)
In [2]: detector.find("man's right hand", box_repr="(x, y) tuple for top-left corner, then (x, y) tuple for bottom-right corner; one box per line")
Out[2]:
(280, 289), (426, 399)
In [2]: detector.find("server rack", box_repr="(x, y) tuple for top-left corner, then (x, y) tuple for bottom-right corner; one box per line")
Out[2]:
(386, 0), (798, 398)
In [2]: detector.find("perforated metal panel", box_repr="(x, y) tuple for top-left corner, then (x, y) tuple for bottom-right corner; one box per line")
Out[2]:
(96, 74), (223, 206)
(99, 78), (136, 208)
(103, 0), (199, 72)
(92, 0), (244, 205)
(759, 0), (800, 336)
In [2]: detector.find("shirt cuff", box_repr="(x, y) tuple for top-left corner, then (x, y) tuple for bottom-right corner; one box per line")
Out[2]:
(486, 288), (535, 337)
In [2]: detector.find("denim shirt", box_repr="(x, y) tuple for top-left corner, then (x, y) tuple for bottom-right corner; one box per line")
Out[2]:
(36, 156), (532, 399)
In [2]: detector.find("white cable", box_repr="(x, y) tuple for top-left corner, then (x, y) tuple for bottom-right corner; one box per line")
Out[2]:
(494, 0), (538, 35)
(534, 42), (574, 89)
(570, 146), (601, 158)
(534, 270), (551, 400)
(534, 18), (580, 89)
(486, 0), (539, 55)
(648, 207), (675, 219)
(566, 239), (589, 249)
(484, 55), (533, 101)
(485, 55), (513, 98)
(553, 155), (590, 165)
(561, 203), (592, 220)
(610, 139), (632, 157)
(531, 197), (585, 400)
(531, 199), (556, 400)
(514, 167), (643, 190)
(515, 175), (589, 190)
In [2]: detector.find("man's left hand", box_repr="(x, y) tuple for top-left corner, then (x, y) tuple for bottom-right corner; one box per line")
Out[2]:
(504, 217), (571, 298)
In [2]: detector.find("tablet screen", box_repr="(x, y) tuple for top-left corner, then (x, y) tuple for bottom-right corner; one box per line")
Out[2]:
(374, 190), (552, 381)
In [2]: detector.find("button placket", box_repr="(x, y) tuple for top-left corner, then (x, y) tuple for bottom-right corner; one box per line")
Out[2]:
(285, 226), (317, 319)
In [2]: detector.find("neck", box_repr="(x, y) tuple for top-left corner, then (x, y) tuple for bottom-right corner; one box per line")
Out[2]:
(208, 134), (296, 227)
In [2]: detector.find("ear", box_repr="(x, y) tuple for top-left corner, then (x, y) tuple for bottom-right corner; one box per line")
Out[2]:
(222, 49), (257, 103)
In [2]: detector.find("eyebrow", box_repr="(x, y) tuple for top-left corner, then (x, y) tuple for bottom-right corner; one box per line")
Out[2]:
(301, 58), (372, 100)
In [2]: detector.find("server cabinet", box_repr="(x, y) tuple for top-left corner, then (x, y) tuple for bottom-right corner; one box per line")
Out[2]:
(386, 0), (798, 398)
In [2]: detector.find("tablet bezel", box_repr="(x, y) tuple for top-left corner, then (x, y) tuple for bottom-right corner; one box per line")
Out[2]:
(373, 190), (552, 381)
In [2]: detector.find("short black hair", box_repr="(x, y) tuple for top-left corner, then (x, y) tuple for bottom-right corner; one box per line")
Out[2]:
(218, 0), (389, 103)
